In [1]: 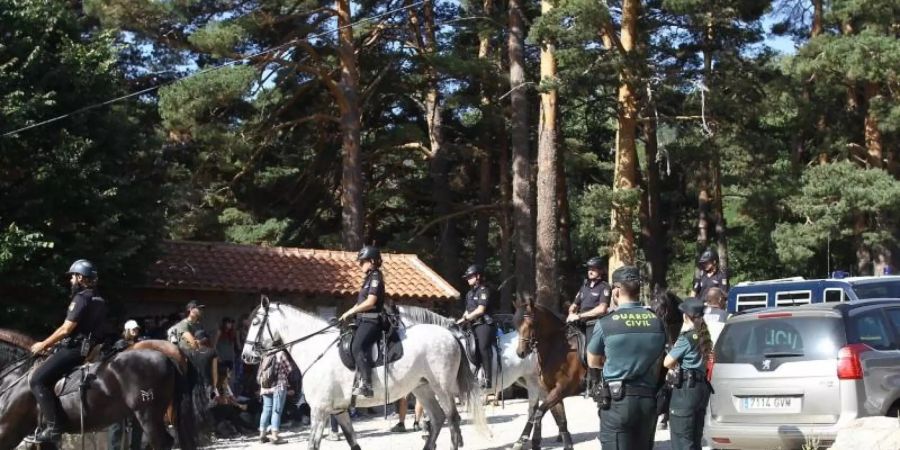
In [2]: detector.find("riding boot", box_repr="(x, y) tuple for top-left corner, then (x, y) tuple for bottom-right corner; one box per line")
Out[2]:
(28, 386), (64, 443)
(353, 369), (374, 397)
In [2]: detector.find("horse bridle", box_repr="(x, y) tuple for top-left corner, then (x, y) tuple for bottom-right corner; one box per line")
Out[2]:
(518, 313), (538, 355)
(248, 298), (278, 356)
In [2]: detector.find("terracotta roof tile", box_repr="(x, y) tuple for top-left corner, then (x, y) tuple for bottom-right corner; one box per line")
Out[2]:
(146, 241), (459, 301)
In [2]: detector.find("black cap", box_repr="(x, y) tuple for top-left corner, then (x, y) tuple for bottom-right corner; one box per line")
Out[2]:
(611, 265), (641, 284)
(186, 300), (204, 311)
(679, 297), (705, 317)
(194, 329), (209, 341)
(462, 264), (483, 279)
(585, 257), (604, 269)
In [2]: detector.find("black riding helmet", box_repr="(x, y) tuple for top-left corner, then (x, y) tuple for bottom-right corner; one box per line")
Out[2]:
(585, 256), (604, 269)
(357, 245), (382, 263)
(698, 248), (719, 266)
(67, 259), (97, 279)
(462, 264), (483, 280)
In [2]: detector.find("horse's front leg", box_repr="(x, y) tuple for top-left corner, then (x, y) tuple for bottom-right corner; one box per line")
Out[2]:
(307, 408), (329, 450)
(549, 402), (573, 450)
(334, 411), (361, 450)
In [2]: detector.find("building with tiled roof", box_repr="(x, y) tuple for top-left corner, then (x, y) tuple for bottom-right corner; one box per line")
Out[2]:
(118, 241), (460, 332)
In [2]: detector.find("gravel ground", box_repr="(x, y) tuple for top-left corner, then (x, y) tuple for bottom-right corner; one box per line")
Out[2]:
(203, 397), (686, 450)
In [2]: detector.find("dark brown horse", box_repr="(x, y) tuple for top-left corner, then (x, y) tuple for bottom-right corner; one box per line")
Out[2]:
(0, 329), (203, 450)
(512, 301), (585, 450)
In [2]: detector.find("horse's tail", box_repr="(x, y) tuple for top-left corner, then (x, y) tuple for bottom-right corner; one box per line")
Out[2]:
(455, 339), (491, 438)
(172, 357), (206, 450)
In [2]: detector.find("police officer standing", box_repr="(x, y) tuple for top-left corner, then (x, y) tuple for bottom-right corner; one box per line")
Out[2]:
(339, 245), (385, 398)
(692, 248), (728, 300)
(663, 298), (713, 450)
(27, 259), (108, 443)
(587, 265), (666, 450)
(566, 256), (612, 338)
(456, 264), (495, 389)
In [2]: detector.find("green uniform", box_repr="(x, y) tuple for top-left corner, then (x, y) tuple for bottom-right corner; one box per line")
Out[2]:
(170, 318), (202, 351)
(667, 330), (711, 450)
(588, 302), (666, 450)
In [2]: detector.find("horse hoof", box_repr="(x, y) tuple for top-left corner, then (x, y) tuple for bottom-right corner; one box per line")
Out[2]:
(510, 442), (524, 450)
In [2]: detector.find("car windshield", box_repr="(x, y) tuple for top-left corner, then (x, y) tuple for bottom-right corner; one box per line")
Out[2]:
(715, 316), (846, 364)
(852, 280), (900, 299)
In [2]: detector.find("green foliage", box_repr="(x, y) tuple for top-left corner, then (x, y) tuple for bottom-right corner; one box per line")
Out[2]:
(774, 162), (900, 269)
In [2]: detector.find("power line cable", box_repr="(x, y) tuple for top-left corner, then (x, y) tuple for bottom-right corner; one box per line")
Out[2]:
(2, 1), (425, 138)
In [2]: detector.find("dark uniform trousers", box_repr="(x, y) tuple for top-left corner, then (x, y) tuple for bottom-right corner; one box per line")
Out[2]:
(473, 321), (495, 382)
(668, 378), (711, 450)
(30, 346), (85, 426)
(599, 392), (658, 450)
(352, 317), (382, 381)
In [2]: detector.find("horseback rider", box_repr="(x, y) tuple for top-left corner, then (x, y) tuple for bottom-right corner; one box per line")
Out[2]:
(692, 248), (728, 300)
(169, 300), (205, 351)
(456, 264), (495, 389)
(566, 256), (612, 338)
(339, 245), (386, 398)
(27, 259), (108, 443)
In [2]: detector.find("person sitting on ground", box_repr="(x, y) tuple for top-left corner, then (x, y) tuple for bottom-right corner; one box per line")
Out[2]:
(211, 367), (255, 438)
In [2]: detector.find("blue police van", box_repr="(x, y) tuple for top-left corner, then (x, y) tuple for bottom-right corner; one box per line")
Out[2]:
(726, 275), (900, 314)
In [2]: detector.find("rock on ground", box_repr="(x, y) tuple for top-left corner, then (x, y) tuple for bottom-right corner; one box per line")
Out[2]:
(829, 417), (900, 450)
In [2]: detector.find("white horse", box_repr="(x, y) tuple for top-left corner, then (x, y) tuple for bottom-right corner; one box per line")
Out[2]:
(398, 306), (572, 443)
(241, 299), (489, 450)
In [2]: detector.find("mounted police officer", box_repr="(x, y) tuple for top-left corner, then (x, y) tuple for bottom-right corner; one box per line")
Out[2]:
(692, 248), (728, 300)
(456, 264), (495, 389)
(27, 259), (108, 443)
(339, 245), (385, 398)
(663, 298), (713, 450)
(587, 265), (666, 450)
(566, 256), (612, 338)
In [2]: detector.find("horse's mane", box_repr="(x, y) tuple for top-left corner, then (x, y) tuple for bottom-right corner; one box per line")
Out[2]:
(398, 305), (455, 327)
(512, 303), (566, 327)
(0, 329), (35, 349)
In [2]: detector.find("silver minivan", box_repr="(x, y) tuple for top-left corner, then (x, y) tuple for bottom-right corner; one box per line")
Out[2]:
(705, 299), (900, 449)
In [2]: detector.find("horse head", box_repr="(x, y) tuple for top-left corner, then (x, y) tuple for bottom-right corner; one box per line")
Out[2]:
(241, 295), (282, 365)
(513, 301), (537, 358)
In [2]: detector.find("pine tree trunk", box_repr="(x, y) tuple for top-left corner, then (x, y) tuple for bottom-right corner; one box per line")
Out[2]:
(535, 0), (559, 311)
(712, 148), (728, 273)
(499, 110), (514, 312)
(863, 82), (883, 169)
(475, 0), (495, 267)
(421, 0), (459, 279)
(609, 0), (641, 273)
(640, 120), (667, 290)
(337, 0), (363, 250)
(811, 0), (823, 37)
(509, 0), (536, 305)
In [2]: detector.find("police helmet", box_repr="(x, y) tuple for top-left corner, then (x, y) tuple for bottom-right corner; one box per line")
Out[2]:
(67, 259), (97, 279)
(462, 264), (483, 279)
(357, 245), (382, 262)
(698, 248), (719, 265)
(585, 257), (604, 269)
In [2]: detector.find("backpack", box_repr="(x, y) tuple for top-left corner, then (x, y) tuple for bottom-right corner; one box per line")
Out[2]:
(258, 352), (279, 389)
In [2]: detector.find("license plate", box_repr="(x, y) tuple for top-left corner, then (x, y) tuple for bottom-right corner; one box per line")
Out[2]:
(739, 396), (801, 413)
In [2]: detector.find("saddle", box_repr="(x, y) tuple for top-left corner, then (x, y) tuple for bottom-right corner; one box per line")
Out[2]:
(53, 363), (99, 398)
(566, 323), (588, 369)
(338, 319), (404, 371)
(457, 325), (502, 386)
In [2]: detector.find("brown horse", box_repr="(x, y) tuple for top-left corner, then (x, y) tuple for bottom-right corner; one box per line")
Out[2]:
(512, 301), (585, 450)
(0, 329), (204, 450)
